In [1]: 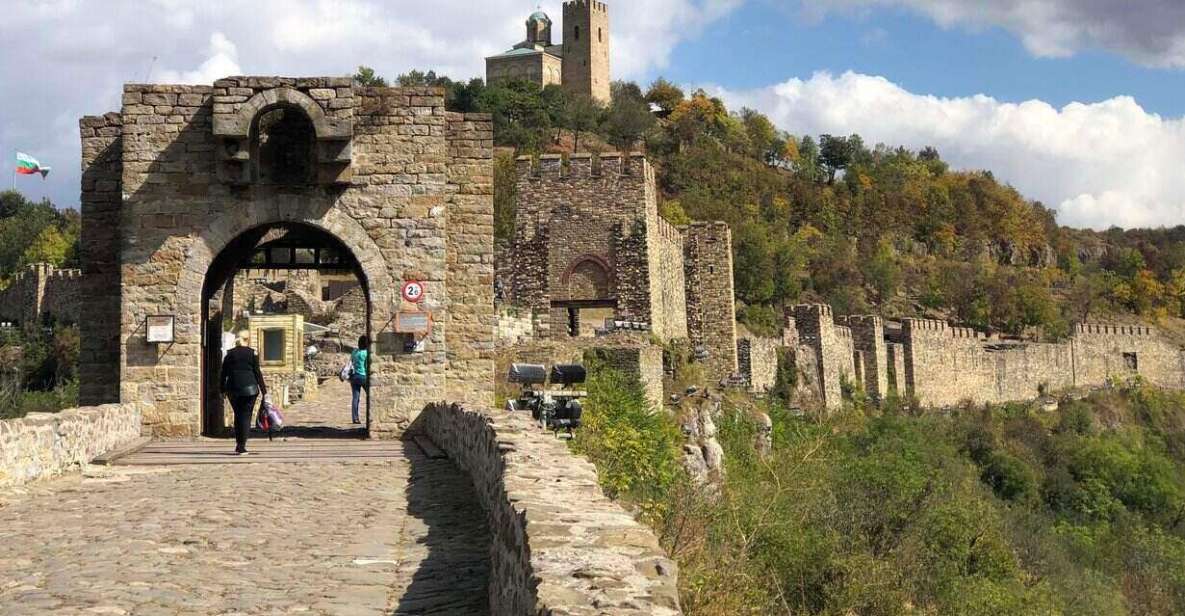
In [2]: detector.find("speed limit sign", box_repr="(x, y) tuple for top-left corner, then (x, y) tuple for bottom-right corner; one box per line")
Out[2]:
(401, 281), (425, 303)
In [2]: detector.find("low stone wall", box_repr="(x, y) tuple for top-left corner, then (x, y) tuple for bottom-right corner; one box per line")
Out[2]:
(413, 403), (682, 615)
(0, 403), (141, 488)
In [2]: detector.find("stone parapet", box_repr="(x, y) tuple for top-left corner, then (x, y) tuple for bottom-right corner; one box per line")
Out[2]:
(414, 403), (682, 615)
(0, 403), (141, 488)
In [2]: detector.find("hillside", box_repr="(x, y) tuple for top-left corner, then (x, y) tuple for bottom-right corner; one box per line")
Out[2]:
(574, 361), (1185, 615)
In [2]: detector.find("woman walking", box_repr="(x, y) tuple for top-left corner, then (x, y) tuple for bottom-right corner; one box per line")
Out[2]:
(221, 331), (268, 455)
(350, 335), (370, 425)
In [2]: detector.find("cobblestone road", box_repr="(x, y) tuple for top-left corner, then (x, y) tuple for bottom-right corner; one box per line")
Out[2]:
(0, 440), (490, 615)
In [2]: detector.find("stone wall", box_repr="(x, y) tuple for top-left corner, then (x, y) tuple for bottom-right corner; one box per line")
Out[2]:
(0, 403), (141, 488)
(0, 263), (82, 328)
(79, 112), (124, 406)
(81, 78), (493, 437)
(586, 345), (666, 410)
(496, 307), (535, 345)
(646, 189), (688, 343)
(444, 111), (497, 410)
(840, 315), (889, 402)
(793, 304), (857, 410)
(738, 336), (780, 394)
(900, 320), (1185, 407)
(412, 403), (681, 615)
(683, 223), (738, 383)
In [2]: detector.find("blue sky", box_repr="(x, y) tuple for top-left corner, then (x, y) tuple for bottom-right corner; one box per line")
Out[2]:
(1, 0), (1183, 229)
(665, 2), (1182, 117)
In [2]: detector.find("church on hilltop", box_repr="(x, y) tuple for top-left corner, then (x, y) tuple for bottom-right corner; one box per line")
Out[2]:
(485, 1), (611, 104)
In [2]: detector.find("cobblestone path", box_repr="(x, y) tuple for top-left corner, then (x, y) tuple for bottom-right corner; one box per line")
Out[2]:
(0, 440), (491, 615)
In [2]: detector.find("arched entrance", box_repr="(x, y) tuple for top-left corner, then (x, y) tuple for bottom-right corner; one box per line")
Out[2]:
(200, 222), (373, 437)
(555, 255), (615, 337)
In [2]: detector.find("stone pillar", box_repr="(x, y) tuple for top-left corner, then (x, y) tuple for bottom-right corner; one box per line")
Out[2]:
(79, 112), (123, 406)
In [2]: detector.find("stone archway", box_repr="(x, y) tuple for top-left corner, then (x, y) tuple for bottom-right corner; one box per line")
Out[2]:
(177, 205), (394, 437)
(564, 255), (611, 301)
(198, 221), (376, 437)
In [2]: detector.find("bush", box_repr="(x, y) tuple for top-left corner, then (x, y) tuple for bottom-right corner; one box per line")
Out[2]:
(980, 451), (1038, 503)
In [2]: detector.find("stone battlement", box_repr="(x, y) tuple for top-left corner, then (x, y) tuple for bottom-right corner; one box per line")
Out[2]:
(1076, 323), (1156, 336)
(565, 0), (609, 14)
(517, 152), (650, 180)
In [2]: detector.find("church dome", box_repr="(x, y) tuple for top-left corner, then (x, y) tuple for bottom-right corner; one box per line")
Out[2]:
(528, 10), (551, 23)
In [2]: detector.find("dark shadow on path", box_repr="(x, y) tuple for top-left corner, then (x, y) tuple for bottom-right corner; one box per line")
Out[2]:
(394, 441), (491, 615)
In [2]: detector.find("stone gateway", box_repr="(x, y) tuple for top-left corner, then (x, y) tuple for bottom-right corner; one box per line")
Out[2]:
(79, 77), (496, 438)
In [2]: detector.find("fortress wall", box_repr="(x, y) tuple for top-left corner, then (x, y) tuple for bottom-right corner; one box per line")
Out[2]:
(79, 110), (124, 406)
(1071, 325), (1185, 390)
(794, 304), (856, 410)
(43, 266), (82, 324)
(587, 345), (665, 411)
(738, 336), (781, 394)
(613, 218), (652, 326)
(903, 319), (995, 407)
(841, 315), (888, 401)
(413, 403), (681, 615)
(0, 265), (42, 325)
(886, 342), (906, 397)
(903, 319), (1077, 407)
(684, 223), (739, 383)
(647, 215), (688, 342)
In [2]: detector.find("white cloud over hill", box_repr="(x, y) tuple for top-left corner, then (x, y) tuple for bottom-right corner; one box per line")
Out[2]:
(714, 71), (1185, 230)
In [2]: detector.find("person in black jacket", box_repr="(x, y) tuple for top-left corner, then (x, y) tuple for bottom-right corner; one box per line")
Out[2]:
(220, 331), (268, 455)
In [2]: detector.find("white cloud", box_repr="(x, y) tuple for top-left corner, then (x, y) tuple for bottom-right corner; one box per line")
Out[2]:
(713, 71), (1185, 230)
(807, 0), (1185, 68)
(0, 0), (738, 208)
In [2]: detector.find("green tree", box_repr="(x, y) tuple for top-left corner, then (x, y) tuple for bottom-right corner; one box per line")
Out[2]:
(604, 86), (654, 154)
(21, 225), (72, 267)
(352, 65), (387, 87)
(645, 77), (684, 115)
(561, 93), (601, 152)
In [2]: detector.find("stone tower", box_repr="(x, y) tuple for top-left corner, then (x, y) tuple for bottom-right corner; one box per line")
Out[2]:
(562, 0), (611, 104)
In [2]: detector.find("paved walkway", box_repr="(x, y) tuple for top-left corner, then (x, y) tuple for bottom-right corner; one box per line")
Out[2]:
(0, 437), (490, 614)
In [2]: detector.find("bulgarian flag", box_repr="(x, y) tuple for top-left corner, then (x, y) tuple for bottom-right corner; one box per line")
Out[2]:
(15, 152), (50, 179)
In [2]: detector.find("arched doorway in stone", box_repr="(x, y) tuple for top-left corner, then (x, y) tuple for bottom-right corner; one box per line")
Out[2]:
(557, 255), (615, 337)
(200, 222), (374, 438)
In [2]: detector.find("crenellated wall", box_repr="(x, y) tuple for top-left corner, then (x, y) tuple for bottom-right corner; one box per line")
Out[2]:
(792, 304), (857, 409)
(0, 263), (81, 328)
(506, 153), (738, 380)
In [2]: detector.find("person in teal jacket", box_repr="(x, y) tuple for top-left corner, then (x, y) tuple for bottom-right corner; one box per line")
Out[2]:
(350, 335), (369, 424)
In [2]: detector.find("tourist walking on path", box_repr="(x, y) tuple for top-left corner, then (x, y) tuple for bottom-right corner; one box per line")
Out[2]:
(350, 335), (370, 424)
(221, 331), (267, 455)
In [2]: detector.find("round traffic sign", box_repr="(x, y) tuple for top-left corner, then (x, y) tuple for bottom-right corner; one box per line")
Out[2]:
(402, 281), (425, 303)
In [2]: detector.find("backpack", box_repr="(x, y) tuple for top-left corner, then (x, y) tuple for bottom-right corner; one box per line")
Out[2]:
(263, 396), (285, 429)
